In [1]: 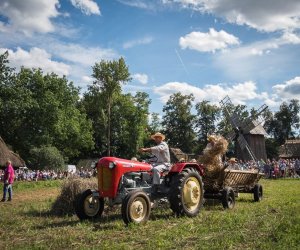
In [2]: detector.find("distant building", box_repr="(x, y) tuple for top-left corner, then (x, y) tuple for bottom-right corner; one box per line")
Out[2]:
(279, 139), (300, 159)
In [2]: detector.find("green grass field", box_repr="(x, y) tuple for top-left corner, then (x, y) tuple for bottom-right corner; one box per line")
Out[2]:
(0, 179), (299, 250)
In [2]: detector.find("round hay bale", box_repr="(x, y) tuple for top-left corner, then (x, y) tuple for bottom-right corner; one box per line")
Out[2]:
(51, 177), (98, 216)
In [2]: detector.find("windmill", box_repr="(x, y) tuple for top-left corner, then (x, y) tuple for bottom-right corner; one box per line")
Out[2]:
(219, 95), (268, 164)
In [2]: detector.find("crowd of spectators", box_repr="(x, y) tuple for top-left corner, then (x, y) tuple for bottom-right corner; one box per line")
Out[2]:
(0, 167), (95, 182)
(228, 158), (300, 179)
(1, 158), (299, 182)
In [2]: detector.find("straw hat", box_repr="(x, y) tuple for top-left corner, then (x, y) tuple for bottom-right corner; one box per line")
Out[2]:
(229, 157), (238, 163)
(150, 132), (165, 140)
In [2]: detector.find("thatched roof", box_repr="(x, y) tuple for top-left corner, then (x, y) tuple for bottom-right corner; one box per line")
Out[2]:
(279, 139), (300, 158)
(0, 137), (25, 168)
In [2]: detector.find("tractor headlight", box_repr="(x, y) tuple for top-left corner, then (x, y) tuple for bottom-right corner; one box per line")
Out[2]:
(108, 162), (116, 169)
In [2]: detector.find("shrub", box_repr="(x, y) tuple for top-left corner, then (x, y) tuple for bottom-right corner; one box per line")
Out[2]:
(30, 145), (65, 170)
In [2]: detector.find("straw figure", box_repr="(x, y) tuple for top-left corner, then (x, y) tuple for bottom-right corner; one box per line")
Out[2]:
(199, 134), (229, 191)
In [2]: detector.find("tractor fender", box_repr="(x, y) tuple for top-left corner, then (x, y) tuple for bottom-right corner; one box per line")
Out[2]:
(169, 162), (205, 176)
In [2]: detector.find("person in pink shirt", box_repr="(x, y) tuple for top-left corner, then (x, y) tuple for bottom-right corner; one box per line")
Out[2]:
(1, 160), (15, 202)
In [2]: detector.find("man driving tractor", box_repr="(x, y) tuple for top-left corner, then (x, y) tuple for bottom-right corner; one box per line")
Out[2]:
(139, 132), (171, 191)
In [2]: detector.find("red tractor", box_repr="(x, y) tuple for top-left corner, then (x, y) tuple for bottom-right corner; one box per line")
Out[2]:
(75, 156), (205, 224)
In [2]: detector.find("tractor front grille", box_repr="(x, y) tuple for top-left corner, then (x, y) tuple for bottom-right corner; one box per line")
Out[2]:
(98, 166), (113, 192)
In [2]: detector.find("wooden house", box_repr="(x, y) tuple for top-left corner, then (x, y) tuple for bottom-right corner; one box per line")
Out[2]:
(279, 139), (300, 159)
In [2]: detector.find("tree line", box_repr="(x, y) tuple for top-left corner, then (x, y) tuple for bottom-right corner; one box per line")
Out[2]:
(0, 52), (299, 170)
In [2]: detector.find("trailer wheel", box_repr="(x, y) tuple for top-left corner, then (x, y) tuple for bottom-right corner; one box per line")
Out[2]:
(168, 168), (204, 217)
(121, 190), (151, 225)
(221, 187), (235, 209)
(253, 183), (263, 202)
(75, 189), (104, 220)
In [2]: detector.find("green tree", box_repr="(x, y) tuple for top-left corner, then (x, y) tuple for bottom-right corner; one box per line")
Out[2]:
(161, 93), (196, 153)
(195, 100), (220, 152)
(30, 145), (65, 170)
(148, 112), (162, 134)
(79, 89), (108, 156)
(266, 100), (300, 144)
(110, 92), (151, 158)
(91, 58), (131, 156)
(0, 56), (94, 164)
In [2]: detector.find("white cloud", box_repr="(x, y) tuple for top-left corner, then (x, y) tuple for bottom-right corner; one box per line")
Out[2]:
(168, 0), (300, 32)
(212, 32), (300, 80)
(179, 28), (239, 53)
(153, 78), (300, 110)
(70, 0), (100, 15)
(0, 0), (60, 35)
(123, 37), (153, 49)
(49, 43), (119, 66)
(133, 73), (148, 84)
(154, 81), (262, 105)
(117, 0), (157, 10)
(81, 75), (94, 84)
(0, 47), (70, 76)
(273, 77), (300, 100)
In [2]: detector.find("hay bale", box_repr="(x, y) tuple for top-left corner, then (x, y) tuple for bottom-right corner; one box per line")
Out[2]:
(51, 177), (98, 216)
(199, 135), (229, 191)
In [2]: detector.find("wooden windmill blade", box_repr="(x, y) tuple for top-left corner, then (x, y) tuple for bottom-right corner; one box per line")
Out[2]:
(241, 104), (268, 134)
(220, 95), (243, 129)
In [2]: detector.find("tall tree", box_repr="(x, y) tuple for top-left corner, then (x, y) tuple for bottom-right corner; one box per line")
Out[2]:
(148, 112), (162, 134)
(0, 58), (94, 164)
(91, 58), (131, 156)
(195, 100), (220, 152)
(161, 93), (196, 153)
(79, 89), (108, 156)
(110, 92), (150, 158)
(266, 100), (300, 144)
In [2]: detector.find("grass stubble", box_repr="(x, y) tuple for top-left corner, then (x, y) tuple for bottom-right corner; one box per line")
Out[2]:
(0, 179), (299, 250)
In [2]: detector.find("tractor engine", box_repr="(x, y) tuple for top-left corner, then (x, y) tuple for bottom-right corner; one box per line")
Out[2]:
(122, 172), (152, 188)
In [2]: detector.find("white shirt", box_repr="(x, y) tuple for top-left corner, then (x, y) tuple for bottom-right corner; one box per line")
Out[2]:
(150, 141), (170, 164)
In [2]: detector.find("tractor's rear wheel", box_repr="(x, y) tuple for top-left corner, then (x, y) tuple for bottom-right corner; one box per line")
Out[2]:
(121, 190), (151, 225)
(75, 189), (104, 220)
(221, 187), (235, 209)
(168, 168), (204, 217)
(253, 183), (263, 202)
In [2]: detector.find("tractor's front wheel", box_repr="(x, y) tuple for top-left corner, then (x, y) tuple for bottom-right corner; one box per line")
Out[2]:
(121, 190), (151, 225)
(75, 189), (104, 220)
(168, 168), (204, 217)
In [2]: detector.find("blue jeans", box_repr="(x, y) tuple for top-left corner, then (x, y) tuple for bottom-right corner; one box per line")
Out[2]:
(2, 184), (13, 200)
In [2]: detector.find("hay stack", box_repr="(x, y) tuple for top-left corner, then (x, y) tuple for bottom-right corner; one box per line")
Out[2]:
(199, 135), (228, 191)
(51, 177), (98, 216)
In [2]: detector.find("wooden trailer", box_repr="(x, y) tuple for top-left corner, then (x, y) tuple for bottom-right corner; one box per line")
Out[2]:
(203, 169), (264, 209)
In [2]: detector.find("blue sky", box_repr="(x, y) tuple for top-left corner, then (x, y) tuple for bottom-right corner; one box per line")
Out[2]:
(0, 0), (300, 115)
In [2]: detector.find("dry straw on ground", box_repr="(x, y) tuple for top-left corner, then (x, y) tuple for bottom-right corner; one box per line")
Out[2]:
(51, 177), (98, 216)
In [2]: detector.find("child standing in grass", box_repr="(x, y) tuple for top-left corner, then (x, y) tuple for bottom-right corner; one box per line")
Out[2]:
(1, 160), (14, 202)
